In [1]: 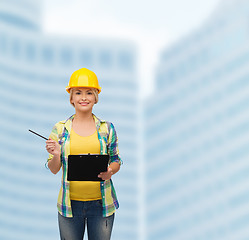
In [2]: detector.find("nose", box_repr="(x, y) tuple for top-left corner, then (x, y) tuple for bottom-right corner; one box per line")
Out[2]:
(81, 92), (87, 100)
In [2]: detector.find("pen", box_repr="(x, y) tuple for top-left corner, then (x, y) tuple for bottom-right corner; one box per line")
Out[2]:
(28, 129), (48, 140)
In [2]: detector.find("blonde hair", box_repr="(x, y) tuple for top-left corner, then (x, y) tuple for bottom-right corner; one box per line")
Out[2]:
(70, 88), (99, 107)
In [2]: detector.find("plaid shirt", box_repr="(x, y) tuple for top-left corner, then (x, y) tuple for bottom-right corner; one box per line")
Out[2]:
(47, 114), (122, 218)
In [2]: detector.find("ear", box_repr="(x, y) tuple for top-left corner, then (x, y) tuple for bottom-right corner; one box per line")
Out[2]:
(70, 98), (75, 106)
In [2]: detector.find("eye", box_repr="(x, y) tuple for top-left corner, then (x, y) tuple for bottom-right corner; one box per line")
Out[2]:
(87, 91), (93, 95)
(75, 91), (81, 95)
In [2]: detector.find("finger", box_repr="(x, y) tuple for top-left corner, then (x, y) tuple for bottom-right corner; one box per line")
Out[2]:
(98, 174), (104, 179)
(46, 145), (55, 150)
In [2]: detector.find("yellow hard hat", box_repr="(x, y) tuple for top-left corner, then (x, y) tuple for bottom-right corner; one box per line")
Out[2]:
(66, 68), (101, 93)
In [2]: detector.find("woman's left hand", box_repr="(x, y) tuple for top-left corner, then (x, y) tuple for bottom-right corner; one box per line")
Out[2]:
(98, 167), (113, 180)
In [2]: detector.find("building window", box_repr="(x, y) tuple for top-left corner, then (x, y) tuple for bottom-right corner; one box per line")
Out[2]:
(0, 33), (7, 55)
(42, 45), (53, 64)
(118, 52), (133, 70)
(60, 48), (72, 65)
(99, 51), (112, 67)
(80, 50), (92, 65)
(11, 38), (21, 58)
(26, 42), (36, 62)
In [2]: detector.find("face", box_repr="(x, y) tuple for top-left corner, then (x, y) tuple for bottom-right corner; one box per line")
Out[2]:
(70, 87), (96, 113)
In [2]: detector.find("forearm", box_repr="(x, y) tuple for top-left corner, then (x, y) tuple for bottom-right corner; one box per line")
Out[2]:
(48, 154), (61, 174)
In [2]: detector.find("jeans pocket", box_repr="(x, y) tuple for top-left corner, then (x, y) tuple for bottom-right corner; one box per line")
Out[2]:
(97, 199), (102, 206)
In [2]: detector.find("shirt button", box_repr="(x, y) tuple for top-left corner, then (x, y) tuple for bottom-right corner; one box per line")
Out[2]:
(103, 196), (105, 198)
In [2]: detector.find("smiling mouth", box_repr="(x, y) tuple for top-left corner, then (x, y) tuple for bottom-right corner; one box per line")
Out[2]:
(80, 102), (89, 106)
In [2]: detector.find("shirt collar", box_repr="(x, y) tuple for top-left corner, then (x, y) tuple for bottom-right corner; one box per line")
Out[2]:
(62, 114), (103, 132)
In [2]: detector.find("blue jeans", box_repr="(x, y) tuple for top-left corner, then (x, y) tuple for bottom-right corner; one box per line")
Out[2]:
(58, 200), (115, 240)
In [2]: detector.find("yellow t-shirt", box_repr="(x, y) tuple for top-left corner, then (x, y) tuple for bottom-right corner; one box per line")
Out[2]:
(69, 128), (102, 201)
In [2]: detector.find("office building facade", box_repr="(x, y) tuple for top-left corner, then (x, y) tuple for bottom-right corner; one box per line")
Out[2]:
(0, 0), (139, 239)
(144, 0), (249, 239)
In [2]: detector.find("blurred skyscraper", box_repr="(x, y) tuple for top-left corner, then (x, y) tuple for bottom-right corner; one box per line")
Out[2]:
(0, 0), (139, 239)
(145, 0), (249, 239)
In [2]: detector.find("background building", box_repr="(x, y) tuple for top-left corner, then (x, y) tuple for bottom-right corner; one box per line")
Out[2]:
(0, 0), (139, 239)
(144, 0), (249, 239)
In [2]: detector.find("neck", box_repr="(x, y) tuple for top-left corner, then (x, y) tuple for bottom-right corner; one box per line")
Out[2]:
(74, 111), (94, 122)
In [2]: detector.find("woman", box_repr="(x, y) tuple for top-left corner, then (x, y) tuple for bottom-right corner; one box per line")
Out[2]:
(45, 68), (122, 240)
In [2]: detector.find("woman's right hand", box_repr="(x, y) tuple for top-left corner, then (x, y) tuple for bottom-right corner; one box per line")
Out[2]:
(46, 138), (61, 156)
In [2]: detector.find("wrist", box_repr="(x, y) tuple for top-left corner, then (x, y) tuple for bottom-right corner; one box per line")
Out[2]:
(53, 151), (61, 157)
(108, 167), (113, 175)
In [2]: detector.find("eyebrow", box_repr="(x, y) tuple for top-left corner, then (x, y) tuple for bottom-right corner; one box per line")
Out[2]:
(75, 89), (92, 92)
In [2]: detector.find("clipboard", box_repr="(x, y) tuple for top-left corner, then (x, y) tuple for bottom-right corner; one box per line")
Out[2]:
(67, 154), (109, 181)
